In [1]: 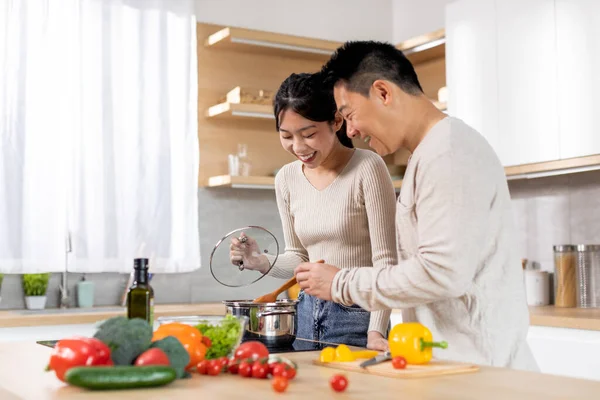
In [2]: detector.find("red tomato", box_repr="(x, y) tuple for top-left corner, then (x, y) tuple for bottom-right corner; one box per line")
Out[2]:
(281, 367), (296, 380)
(207, 360), (221, 376)
(134, 348), (170, 367)
(272, 376), (289, 393)
(392, 356), (407, 370)
(251, 361), (269, 379)
(272, 363), (296, 380)
(197, 360), (209, 375)
(227, 358), (239, 374)
(217, 357), (229, 369)
(238, 360), (253, 378)
(234, 341), (269, 362)
(202, 336), (212, 348)
(268, 361), (279, 374)
(330, 374), (348, 392)
(271, 363), (285, 377)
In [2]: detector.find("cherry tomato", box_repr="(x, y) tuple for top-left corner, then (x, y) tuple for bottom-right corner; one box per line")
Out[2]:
(202, 336), (212, 348)
(268, 361), (279, 374)
(217, 357), (229, 369)
(234, 341), (269, 362)
(392, 356), (407, 370)
(272, 363), (296, 380)
(271, 363), (285, 377)
(227, 358), (239, 374)
(281, 367), (296, 380)
(330, 374), (348, 392)
(238, 360), (253, 378)
(252, 361), (269, 379)
(207, 360), (222, 376)
(272, 376), (289, 393)
(197, 360), (209, 375)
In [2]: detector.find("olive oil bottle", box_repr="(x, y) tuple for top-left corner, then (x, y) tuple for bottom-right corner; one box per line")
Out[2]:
(126, 258), (154, 324)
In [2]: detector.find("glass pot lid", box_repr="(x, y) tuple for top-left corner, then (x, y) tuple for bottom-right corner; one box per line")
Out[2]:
(209, 226), (279, 288)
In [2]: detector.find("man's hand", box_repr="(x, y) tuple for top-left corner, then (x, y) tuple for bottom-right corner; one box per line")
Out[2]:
(294, 262), (340, 301)
(367, 331), (389, 352)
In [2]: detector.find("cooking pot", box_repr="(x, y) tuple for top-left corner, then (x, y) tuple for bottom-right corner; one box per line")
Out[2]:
(223, 299), (298, 348)
(210, 226), (299, 347)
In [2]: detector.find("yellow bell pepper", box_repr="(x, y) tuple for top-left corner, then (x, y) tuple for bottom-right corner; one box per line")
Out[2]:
(319, 347), (336, 363)
(388, 322), (448, 365)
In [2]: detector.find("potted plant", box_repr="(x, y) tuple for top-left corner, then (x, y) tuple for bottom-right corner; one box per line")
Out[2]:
(22, 273), (50, 310)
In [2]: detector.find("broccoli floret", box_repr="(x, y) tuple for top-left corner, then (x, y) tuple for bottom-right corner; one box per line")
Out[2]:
(150, 336), (190, 379)
(93, 316), (153, 365)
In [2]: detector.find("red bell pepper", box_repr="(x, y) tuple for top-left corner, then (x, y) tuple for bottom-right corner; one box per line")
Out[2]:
(47, 337), (113, 381)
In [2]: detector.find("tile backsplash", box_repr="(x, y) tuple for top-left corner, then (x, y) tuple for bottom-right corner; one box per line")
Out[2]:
(1, 170), (599, 310)
(508, 169), (600, 273)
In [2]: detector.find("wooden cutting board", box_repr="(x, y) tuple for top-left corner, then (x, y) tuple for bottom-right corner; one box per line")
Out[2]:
(313, 358), (480, 379)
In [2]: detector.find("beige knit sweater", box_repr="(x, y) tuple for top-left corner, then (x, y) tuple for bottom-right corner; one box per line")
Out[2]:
(267, 148), (398, 335)
(331, 117), (538, 371)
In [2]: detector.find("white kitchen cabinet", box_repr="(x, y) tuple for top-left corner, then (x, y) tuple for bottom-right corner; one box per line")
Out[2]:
(446, 0), (562, 167)
(496, 0), (559, 166)
(555, 0), (600, 159)
(445, 0), (500, 158)
(527, 325), (600, 381)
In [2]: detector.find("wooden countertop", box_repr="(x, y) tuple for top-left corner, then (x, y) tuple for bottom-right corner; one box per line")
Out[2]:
(2, 303), (600, 332)
(1, 341), (599, 399)
(0, 303), (226, 328)
(528, 306), (600, 331)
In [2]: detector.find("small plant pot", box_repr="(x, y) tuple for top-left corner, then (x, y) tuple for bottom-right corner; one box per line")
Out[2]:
(25, 296), (47, 310)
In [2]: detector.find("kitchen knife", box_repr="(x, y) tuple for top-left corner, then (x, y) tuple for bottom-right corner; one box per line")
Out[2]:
(359, 351), (392, 368)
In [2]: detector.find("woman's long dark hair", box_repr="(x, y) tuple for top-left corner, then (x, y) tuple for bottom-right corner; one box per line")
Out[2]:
(273, 72), (353, 148)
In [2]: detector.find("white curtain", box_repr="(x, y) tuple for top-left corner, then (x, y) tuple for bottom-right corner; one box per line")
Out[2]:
(0, 0), (200, 274)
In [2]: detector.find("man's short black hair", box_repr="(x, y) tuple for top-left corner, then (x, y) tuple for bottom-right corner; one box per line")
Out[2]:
(321, 40), (423, 97)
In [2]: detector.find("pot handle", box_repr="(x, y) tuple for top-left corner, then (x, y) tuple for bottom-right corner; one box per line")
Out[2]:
(256, 309), (295, 318)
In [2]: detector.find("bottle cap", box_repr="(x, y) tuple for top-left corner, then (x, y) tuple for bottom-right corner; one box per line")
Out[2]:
(134, 258), (149, 270)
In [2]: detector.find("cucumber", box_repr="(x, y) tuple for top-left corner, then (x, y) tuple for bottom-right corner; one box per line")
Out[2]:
(65, 365), (177, 390)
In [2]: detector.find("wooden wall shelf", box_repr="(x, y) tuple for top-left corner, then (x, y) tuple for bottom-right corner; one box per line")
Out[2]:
(204, 27), (341, 60)
(397, 28), (446, 65)
(205, 175), (403, 191)
(206, 102), (274, 120)
(505, 154), (600, 180)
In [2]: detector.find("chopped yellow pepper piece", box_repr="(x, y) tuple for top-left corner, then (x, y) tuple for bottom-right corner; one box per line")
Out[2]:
(319, 347), (336, 363)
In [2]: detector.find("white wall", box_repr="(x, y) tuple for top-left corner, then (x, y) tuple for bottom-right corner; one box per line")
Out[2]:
(195, 0), (393, 43)
(392, 0), (455, 43)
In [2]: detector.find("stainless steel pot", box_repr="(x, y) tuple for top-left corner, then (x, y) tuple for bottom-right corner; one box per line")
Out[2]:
(223, 299), (298, 348)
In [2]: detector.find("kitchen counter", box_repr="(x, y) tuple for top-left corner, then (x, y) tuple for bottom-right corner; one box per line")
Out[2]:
(2, 303), (600, 332)
(0, 302), (600, 331)
(528, 306), (600, 331)
(1, 341), (599, 399)
(0, 303), (226, 328)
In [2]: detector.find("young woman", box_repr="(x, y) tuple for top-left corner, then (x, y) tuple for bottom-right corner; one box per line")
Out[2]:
(230, 72), (397, 350)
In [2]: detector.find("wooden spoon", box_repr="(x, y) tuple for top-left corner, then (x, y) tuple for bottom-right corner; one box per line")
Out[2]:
(253, 260), (324, 303)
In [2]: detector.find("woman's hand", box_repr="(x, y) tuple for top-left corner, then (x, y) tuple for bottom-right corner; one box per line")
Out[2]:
(229, 232), (270, 273)
(367, 331), (389, 352)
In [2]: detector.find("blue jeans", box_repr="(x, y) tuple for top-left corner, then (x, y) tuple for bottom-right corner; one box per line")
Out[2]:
(295, 290), (371, 348)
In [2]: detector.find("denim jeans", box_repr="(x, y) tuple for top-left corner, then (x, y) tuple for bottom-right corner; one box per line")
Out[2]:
(295, 290), (371, 348)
